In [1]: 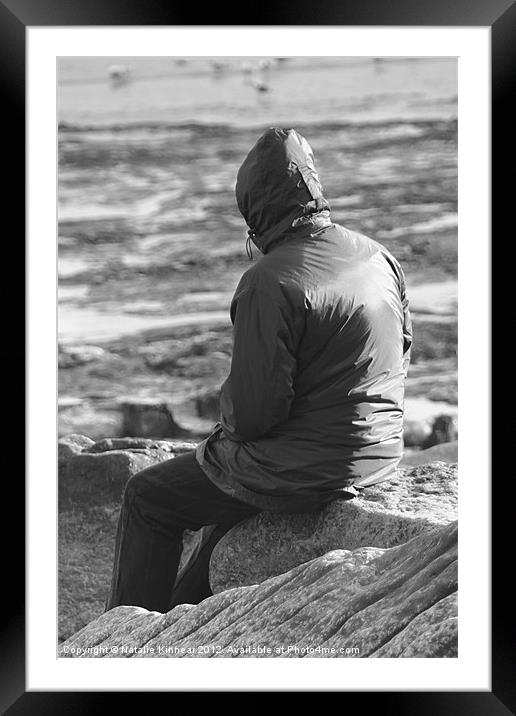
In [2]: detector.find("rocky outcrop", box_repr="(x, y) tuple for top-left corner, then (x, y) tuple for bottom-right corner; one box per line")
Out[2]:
(120, 399), (190, 439)
(58, 434), (197, 508)
(403, 412), (457, 448)
(209, 462), (457, 594)
(59, 520), (457, 658)
(193, 388), (220, 421)
(423, 414), (458, 448)
(58, 440), (458, 658)
(58, 433), (95, 464)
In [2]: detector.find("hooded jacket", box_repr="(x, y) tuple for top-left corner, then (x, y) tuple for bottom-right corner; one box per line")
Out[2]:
(196, 127), (412, 513)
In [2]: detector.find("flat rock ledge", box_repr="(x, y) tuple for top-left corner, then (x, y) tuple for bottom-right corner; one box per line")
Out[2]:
(209, 462), (457, 594)
(59, 434), (197, 508)
(59, 520), (457, 658)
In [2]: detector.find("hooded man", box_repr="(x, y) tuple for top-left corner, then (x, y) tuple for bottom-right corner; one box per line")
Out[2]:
(106, 127), (412, 614)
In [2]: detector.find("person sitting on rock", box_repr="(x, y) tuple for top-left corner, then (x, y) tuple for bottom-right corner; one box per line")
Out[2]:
(106, 127), (413, 613)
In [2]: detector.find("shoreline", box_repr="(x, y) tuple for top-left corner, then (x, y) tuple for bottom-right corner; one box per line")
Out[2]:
(58, 278), (457, 346)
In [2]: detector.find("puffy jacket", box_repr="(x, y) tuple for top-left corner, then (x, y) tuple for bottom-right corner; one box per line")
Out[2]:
(196, 128), (412, 513)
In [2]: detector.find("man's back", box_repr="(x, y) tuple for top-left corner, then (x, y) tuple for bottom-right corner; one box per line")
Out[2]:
(196, 219), (412, 512)
(264, 222), (410, 446)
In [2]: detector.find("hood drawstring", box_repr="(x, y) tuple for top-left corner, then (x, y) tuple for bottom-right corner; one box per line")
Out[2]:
(246, 232), (254, 260)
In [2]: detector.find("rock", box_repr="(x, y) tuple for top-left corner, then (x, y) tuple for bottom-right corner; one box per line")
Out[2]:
(58, 434), (95, 466)
(403, 398), (458, 448)
(371, 592), (457, 657)
(59, 451), (166, 509)
(401, 441), (458, 466)
(58, 344), (109, 369)
(423, 414), (458, 448)
(194, 388), (220, 421)
(58, 521), (457, 658)
(209, 463), (457, 594)
(120, 399), (189, 439)
(58, 434), (197, 508)
(83, 437), (195, 455)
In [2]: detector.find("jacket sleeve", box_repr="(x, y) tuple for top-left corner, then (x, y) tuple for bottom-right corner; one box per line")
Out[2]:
(219, 273), (303, 442)
(383, 249), (412, 373)
(399, 264), (413, 374)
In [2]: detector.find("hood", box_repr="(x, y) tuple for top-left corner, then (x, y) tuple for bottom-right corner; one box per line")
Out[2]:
(235, 127), (331, 254)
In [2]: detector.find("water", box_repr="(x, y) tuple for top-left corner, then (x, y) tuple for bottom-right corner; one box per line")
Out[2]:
(58, 306), (229, 344)
(58, 56), (458, 345)
(58, 56), (457, 128)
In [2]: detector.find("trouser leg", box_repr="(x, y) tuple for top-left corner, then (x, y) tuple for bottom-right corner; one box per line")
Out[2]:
(105, 450), (259, 613)
(168, 524), (226, 608)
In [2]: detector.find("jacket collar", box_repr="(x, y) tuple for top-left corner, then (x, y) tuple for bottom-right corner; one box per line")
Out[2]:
(249, 208), (332, 255)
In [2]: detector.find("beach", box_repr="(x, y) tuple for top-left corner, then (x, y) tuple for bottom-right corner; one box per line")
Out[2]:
(58, 56), (457, 437)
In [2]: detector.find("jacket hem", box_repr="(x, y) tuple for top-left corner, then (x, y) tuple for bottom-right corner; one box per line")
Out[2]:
(195, 441), (388, 514)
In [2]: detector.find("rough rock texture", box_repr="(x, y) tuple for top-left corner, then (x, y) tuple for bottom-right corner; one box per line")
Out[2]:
(58, 433), (95, 465)
(58, 435), (197, 508)
(59, 521), (457, 658)
(58, 447), (458, 658)
(209, 463), (457, 594)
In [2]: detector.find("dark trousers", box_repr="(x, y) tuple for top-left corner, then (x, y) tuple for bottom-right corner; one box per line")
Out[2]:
(105, 451), (260, 613)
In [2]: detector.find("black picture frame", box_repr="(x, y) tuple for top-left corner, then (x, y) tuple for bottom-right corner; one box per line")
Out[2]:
(2, 0), (509, 710)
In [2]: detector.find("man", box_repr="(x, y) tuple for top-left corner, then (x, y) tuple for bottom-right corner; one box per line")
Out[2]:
(106, 127), (412, 614)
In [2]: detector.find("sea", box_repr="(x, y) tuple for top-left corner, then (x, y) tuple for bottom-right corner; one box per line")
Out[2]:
(58, 56), (458, 344)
